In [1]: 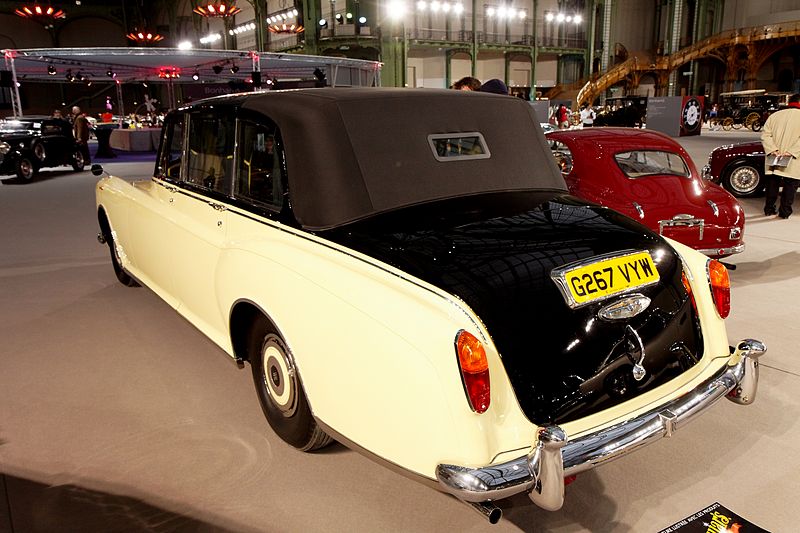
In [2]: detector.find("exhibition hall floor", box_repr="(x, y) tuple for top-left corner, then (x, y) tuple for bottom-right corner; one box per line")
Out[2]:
(1, 130), (797, 532)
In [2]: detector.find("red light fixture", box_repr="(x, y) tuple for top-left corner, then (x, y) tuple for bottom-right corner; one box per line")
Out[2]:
(14, 3), (66, 20)
(268, 23), (305, 34)
(126, 30), (165, 45)
(193, 1), (242, 17)
(157, 67), (181, 79)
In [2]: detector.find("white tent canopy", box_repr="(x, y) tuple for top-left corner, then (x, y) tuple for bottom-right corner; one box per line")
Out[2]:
(2, 47), (382, 116)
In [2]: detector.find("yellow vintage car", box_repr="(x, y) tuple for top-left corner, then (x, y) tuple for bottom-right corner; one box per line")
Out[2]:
(95, 88), (764, 524)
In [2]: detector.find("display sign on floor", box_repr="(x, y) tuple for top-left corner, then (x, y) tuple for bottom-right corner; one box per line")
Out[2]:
(658, 502), (770, 533)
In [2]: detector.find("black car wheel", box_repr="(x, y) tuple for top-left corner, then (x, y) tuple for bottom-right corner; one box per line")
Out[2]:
(250, 328), (332, 452)
(72, 149), (86, 172)
(32, 141), (46, 161)
(15, 157), (36, 181)
(100, 218), (139, 287)
(723, 161), (763, 198)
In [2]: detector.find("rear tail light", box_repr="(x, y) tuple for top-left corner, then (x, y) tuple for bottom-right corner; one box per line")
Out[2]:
(455, 330), (490, 414)
(681, 270), (697, 313)
(707, 259), (730, 318)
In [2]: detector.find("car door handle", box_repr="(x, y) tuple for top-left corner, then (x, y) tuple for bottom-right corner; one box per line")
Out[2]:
(208, 202), (227, 212)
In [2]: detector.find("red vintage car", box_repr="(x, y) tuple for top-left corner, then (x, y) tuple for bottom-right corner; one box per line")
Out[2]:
(701, 140), (765, 198)
(547, 128), (745, 258)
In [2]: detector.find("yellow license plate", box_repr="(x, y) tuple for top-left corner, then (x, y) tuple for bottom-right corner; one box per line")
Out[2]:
(553, 251), (659, 308)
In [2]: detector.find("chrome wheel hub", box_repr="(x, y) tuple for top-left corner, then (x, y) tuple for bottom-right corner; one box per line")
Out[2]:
(261, 334), (297, 417)
(730, 167), (758, 194)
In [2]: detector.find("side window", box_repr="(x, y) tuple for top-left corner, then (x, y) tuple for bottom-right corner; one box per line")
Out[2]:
(235, 119), (284, 210)
(186, 112), (235, 194)
(156, 115), (184, 180)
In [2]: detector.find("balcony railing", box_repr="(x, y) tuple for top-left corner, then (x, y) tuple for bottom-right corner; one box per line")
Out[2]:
(407, 28), (473, 42)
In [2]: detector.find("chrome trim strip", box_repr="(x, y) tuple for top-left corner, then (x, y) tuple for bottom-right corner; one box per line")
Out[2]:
(632, 202), (645, 219)
(696, 243), (745, 257)
(435, 339), (765, 509)
(707, 200), (719, 217)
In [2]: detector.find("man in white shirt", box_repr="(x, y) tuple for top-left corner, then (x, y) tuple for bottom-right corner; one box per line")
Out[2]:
(580, 104), (596, 128)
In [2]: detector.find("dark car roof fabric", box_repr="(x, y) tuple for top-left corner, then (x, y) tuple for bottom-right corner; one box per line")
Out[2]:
(214, 88), (566, 230)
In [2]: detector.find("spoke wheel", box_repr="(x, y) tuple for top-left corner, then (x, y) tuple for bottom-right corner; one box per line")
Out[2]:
(724, 162), (763, 198)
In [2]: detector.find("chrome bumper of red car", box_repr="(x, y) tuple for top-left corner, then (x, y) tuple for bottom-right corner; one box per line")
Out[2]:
(696, 242), (746, 257)
(436, 339), (765, 511)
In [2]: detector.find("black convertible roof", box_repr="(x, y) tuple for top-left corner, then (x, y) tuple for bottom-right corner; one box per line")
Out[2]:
(193, 88), (567, 230)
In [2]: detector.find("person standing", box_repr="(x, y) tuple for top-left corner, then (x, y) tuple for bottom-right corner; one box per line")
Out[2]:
(761, 93), (800, 219)
(580, 104), (596, 127)
(557, 104), (570, 129)
(72, 106), (91, 166)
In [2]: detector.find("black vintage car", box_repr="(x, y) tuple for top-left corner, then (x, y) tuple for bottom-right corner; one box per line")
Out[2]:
(0, 117), (86, 181)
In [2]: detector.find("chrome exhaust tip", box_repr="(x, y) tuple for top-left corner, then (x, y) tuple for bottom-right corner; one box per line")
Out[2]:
(466, 500), (502, 524)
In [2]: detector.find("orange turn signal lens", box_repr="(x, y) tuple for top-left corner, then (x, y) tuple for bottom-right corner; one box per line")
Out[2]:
(681, 269), (697, 313)
(707, 259), (730, 319)
(455, 330), (490, 413)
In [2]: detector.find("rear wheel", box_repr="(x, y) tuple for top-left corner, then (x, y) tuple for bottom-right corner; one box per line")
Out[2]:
(722, 118), (733, 131)
(15, 157), (36, 181)
(250, 326), (332, 451)
(723, 161), (763, 198)
(72, 149), (86, 172)
(32, 141), (46, 162)
(103, 225), (139, 287)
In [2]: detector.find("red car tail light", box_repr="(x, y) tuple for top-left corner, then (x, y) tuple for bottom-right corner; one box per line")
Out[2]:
(707, 259), (730, 318)
(455, 330), (490, 414)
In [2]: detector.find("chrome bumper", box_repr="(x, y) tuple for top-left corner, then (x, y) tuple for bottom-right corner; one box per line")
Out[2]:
(697, 242), (746, 257)
(436, 339), (765, 511)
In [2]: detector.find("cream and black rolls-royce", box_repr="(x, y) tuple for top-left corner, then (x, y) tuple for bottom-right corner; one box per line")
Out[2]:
(95, 88), (764, 524)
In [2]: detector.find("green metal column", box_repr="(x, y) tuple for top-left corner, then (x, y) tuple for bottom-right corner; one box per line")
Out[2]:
(585, 0), (596, 79)
(253, 0), (266, 51)
(302, 0), (320, 55)
(471, 0), (478, 76)
(380, 29), (406, 87)
(530, 0), (537, 95)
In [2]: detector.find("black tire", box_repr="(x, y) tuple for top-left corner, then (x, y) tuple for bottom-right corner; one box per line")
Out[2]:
(105, 230), (139, 287)
(250, 327), (332, 452)
(723, 161), (763, 198)
(32, 141), (46, 161)
(72, 149), (86, 172)
(750, 120), (762, 132)
(15, 157), (36, 181)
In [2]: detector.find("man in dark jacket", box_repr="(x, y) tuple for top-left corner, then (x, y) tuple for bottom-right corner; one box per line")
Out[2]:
(72, 106), (91, 165)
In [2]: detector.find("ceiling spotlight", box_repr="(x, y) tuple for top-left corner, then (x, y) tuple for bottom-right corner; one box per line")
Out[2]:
(230, 64), (239, 74)
(178, 40), (193, 50)
(106, 68), (115, 78)
(212, 64), (223, 74)
(319, 18), (327, 27)
(142, 81), (148, 87)
(358, 16), (367, 24)
(65, 69), (74, 82)
(47, 64), (56, 75)
(192, 71), (200, 81)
